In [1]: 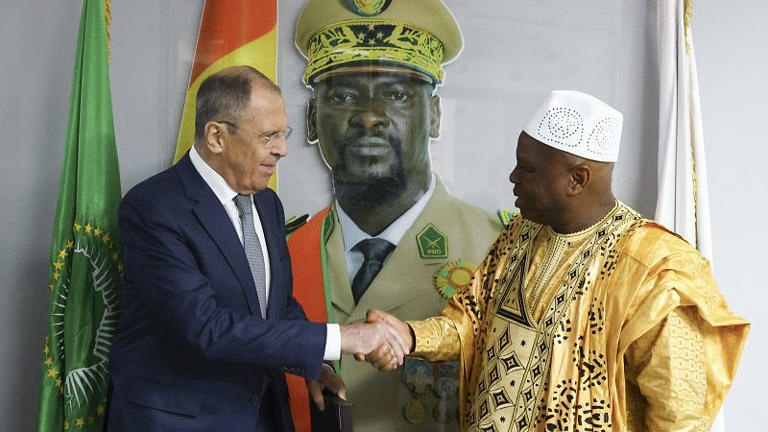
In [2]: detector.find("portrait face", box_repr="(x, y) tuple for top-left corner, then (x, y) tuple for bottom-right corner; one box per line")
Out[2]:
(508, 132), (574, 227)
(217, 86), (289, 195)
(308, 72), (440, 205)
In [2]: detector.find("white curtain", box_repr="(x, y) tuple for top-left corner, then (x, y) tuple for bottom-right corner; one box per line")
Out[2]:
(656, 0), (722, 430)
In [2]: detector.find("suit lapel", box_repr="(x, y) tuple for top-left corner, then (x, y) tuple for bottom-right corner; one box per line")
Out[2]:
(176, 155), (261, 316)
(326, 211), (356, 319)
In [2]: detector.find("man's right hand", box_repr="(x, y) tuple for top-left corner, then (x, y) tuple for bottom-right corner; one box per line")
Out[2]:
(339, 317), (409, 370)
(351, 309), (414, 371)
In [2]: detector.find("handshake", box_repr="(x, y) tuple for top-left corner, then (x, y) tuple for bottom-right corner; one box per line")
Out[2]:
(340, 309), (414, 371)
(308, 310), (415, 414)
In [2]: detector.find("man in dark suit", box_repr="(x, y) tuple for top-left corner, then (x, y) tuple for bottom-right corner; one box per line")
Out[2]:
(105, 66), (406, 432)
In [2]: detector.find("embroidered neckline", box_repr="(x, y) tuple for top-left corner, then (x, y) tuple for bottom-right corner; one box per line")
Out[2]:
(547, 200), (621, 242)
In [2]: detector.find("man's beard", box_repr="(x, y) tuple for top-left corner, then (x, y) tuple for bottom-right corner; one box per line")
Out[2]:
(333, 168), (407, 210)
(330, 134), (408, 209)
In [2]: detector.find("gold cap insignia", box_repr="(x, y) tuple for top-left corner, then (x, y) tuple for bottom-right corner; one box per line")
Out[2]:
(345, 0), (392, 16)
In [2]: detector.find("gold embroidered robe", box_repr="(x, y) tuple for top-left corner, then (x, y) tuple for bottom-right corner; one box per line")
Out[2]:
(410, 202), (749, 431)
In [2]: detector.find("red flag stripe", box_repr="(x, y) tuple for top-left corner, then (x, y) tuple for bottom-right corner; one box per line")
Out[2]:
(189, 0), (277, 84)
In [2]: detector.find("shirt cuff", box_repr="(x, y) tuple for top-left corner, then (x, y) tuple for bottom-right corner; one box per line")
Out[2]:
(323, 323), (341, 361)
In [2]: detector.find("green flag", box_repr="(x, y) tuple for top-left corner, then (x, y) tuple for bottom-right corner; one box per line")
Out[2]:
(36, 0), (122, 431)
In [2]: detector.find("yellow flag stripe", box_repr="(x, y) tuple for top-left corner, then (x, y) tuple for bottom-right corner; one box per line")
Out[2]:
(173, 27), (278, 190)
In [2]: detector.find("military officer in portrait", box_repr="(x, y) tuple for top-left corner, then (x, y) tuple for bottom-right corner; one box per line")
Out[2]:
(286, 0), (506, 431)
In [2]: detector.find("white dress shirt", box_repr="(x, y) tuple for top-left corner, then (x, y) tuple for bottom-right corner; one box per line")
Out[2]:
(190, 146), (340, 360)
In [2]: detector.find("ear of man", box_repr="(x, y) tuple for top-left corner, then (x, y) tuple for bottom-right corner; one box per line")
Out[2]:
(203, 121), (226, 155)
(307, 98), (319, 143)
(429, 95), (441, 139)
(567, 163), (591, 196)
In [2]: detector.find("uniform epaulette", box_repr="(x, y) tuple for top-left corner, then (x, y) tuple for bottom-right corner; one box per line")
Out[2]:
(285, 214), (310, 235)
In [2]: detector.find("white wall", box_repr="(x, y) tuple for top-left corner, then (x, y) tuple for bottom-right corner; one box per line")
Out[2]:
(695, 1), (768, 429)
(0, 1), (81, 429)
(0, 0), (762, 429)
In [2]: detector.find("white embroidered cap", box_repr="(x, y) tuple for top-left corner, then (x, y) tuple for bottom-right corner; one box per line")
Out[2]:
(523, 90), (623, 162)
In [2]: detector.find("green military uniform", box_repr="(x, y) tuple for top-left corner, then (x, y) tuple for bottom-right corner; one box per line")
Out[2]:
(292, 0), (499, 429)
(289, 178), (501, 431)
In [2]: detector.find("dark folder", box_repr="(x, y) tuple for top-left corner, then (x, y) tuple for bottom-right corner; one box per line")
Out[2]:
(309, 390), (353, 432)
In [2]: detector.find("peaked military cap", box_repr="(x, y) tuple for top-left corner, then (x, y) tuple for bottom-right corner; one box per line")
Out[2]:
(295, 0), (463, 86)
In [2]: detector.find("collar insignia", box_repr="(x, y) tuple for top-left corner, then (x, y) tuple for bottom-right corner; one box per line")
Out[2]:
(416, 223), (448, 259)
(497, 208), (519, 227)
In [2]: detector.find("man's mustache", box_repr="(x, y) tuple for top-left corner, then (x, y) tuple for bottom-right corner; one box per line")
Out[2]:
(341, 130), (398, 151)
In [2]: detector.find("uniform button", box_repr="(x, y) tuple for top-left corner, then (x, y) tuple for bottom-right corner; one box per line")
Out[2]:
(251, 394), (261, 407)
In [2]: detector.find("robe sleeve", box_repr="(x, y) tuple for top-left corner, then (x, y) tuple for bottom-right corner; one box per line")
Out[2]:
(407, 228), (503, 366)
(626, 306), (711, 431)
(408, 316), (461, 361)
(618, 227), (749, 431)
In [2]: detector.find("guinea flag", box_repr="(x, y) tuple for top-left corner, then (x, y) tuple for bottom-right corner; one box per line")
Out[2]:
(172, 0), (279, 190)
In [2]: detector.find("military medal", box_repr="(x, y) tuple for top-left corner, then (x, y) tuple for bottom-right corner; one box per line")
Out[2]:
(434, 260), (476, 299)
(403, 398), (426, 425)
(432, 362), (459, 423)
(432, 362), (458, 399)
(403, 358), (432, 394)
(401, 358), (432, 424)
(432, 399), (452, 424)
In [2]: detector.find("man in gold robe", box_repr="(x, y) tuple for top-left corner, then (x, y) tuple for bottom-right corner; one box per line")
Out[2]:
(367, 90), (750, 431)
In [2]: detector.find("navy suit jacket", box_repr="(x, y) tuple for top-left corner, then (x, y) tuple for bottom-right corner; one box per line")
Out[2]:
(106, 154), (326, 431)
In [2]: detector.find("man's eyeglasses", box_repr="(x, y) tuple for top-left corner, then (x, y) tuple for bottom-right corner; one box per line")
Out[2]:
(217, 120), (293, 147)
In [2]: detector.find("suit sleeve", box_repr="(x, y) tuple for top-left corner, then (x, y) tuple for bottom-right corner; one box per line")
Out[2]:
(118, 188), (327, 379)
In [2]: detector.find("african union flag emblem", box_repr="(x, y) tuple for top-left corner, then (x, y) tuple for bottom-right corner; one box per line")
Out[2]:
(42, 221), (122, 429)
